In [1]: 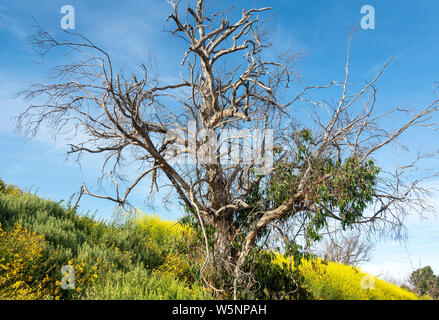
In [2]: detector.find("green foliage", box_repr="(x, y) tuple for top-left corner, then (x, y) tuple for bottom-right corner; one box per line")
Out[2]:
(0, 192), (166, 269)
(262, 129), (380, 244)
(312, 157), (380, 230)
(409, 266), (439, 299)
(86, 266), (210, 300)
(242, 250), (310, 300)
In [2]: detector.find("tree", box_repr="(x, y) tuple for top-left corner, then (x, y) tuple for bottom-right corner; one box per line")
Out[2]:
(17, 1), (439, 298)
(320, 231), (374, 266)
(409, 266), (439, 299)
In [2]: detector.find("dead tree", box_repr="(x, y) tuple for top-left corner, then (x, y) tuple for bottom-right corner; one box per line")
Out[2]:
(321, 231), (374, 266)
(17, 0), (439, 298)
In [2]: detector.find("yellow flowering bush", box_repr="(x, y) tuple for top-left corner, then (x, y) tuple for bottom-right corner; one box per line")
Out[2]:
(0, 222), (105, 300)
(0, 178), (24, 197)
(135, 213), (195, 248)
(0, 223), (59, 299)
(297, 258), (420, 300)
(155, 253), (190, 280)
(57, 257), (105, 300)
(137, 214), (206, 286)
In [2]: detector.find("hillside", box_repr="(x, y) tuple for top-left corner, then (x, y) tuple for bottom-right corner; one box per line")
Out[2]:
(0, 179), (425, 300)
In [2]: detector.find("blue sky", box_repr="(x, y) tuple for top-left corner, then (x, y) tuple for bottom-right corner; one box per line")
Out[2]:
(1, 0), (438, 282)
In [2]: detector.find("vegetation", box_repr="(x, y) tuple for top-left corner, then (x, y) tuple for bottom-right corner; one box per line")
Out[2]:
(409, 266), (439, 299)
(0, 178), (429, 300)
(297, 258), (421, 300)
(0, 178), (210, 300)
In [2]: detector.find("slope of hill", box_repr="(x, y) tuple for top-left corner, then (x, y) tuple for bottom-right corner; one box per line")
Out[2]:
(0, 178), (424, 300)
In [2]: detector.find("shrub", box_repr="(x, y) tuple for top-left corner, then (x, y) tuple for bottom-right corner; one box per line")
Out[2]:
(242, 250), (309, 300)
(0, 223), (60, 300)
(0, 178), (23, 197)
(297, 258), (420, 300)
(135, 213), (195, 250)
(85, 266), (211, 300)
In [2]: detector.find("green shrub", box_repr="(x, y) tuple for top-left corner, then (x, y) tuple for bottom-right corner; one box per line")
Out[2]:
(85, 266), (211, 300)
(244, 250), (309, 300)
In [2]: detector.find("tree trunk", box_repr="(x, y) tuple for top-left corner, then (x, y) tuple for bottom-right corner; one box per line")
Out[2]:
(212, 214), (235, 288)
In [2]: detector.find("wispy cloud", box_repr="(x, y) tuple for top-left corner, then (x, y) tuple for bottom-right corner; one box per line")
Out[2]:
(0, 5), (27, 39)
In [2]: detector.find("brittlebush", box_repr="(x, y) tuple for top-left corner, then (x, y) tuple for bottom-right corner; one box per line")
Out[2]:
(0, 178), (25, 197)
(0, 223), (59, 299)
